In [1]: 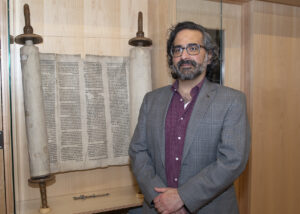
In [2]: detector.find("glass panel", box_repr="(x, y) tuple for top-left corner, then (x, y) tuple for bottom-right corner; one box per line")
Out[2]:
(176, 0), (223, 84)
(1, 0), (14, 213)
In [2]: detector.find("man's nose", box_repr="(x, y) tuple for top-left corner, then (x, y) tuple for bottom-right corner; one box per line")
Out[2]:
(181, 48), (190, 59)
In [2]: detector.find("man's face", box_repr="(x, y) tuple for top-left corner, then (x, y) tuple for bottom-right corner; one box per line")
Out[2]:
(171, 29), (209, 80)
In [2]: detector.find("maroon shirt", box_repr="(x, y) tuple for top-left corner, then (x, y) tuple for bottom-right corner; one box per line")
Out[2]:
(165, 79), (205, 187)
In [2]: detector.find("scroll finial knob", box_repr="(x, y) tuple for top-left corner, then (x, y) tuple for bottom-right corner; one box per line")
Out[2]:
(128, 11), (152, 47)
(23, 4), (34, 34)
(15, 3), (43, 45)
(136, 12), (144, 38)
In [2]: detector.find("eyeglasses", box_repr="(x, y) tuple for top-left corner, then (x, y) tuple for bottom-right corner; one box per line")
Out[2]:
(171, 43), (206, 58)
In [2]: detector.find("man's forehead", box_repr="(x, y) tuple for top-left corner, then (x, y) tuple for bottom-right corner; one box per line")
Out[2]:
(174, 29), (203, 44)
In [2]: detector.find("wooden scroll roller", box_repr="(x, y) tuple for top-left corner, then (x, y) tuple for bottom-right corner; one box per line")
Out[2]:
(128, 11), (152, 47)
(128, 12), (152, 200)
(15, 4), (54, 214)
(28, 175), (55, 214)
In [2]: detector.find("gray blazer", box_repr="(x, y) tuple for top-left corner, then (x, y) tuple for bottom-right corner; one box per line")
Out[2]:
(129, 79), (251, 214)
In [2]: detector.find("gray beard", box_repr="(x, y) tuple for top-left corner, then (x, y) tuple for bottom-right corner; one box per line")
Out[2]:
(171, 60), (207, 80)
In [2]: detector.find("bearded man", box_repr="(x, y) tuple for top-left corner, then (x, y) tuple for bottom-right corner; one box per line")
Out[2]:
(129, 21), (251, 214)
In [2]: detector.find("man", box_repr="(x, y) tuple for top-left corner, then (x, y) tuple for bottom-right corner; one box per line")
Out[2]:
(129, 21), (251, 214)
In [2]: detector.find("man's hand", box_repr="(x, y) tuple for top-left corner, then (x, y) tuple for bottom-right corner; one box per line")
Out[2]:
(173, 207), (188, 214)
(153, 187), (184, 214)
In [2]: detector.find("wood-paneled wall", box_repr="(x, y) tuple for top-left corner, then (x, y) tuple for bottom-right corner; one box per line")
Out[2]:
(148, 0), (176, 89)
(176, 2), (300, 214)
(247, 1), (300, 214)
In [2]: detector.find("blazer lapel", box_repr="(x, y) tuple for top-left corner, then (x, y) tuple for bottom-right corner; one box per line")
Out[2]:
(158, 87), (174, 168)
(181, 80), (218, 162)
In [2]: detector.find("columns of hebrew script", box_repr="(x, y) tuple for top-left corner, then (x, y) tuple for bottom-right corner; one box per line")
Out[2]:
(20, 40), (50, 178)
(129, 47), (152, 136)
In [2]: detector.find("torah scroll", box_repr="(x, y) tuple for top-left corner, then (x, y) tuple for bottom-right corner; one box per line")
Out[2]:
(19, 49), (151, 173)
(20, 40), (50, 178)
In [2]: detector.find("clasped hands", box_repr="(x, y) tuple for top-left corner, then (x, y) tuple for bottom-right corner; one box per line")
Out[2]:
(153, 187), (186, 214)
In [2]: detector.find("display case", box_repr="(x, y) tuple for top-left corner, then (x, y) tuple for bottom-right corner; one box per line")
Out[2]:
(1, 0), (258, 213)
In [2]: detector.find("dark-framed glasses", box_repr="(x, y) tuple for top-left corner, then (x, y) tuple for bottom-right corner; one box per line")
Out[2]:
(171, 43), (206, 57)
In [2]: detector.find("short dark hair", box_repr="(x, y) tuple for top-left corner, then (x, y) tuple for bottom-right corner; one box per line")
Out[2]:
(167, 21), (219, 78)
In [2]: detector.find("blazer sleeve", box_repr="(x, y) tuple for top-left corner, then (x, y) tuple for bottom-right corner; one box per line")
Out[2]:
(178, 92), (251, 212)
(128, 93), (166, 207)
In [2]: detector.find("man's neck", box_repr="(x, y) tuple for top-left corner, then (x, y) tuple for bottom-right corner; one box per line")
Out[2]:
(178, 72), (206, 102)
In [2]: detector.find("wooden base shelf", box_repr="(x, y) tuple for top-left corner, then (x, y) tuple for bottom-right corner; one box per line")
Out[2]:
(17, 185), (143, 214)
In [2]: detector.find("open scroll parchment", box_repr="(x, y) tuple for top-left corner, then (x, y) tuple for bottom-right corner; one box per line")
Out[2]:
(39, 54), (130, 173)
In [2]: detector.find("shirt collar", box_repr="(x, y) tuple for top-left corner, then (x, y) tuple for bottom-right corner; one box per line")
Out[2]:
(171, 78), (206, 97)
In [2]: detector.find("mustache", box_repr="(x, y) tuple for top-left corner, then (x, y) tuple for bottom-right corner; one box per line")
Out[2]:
(177, 60), (197, 68)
